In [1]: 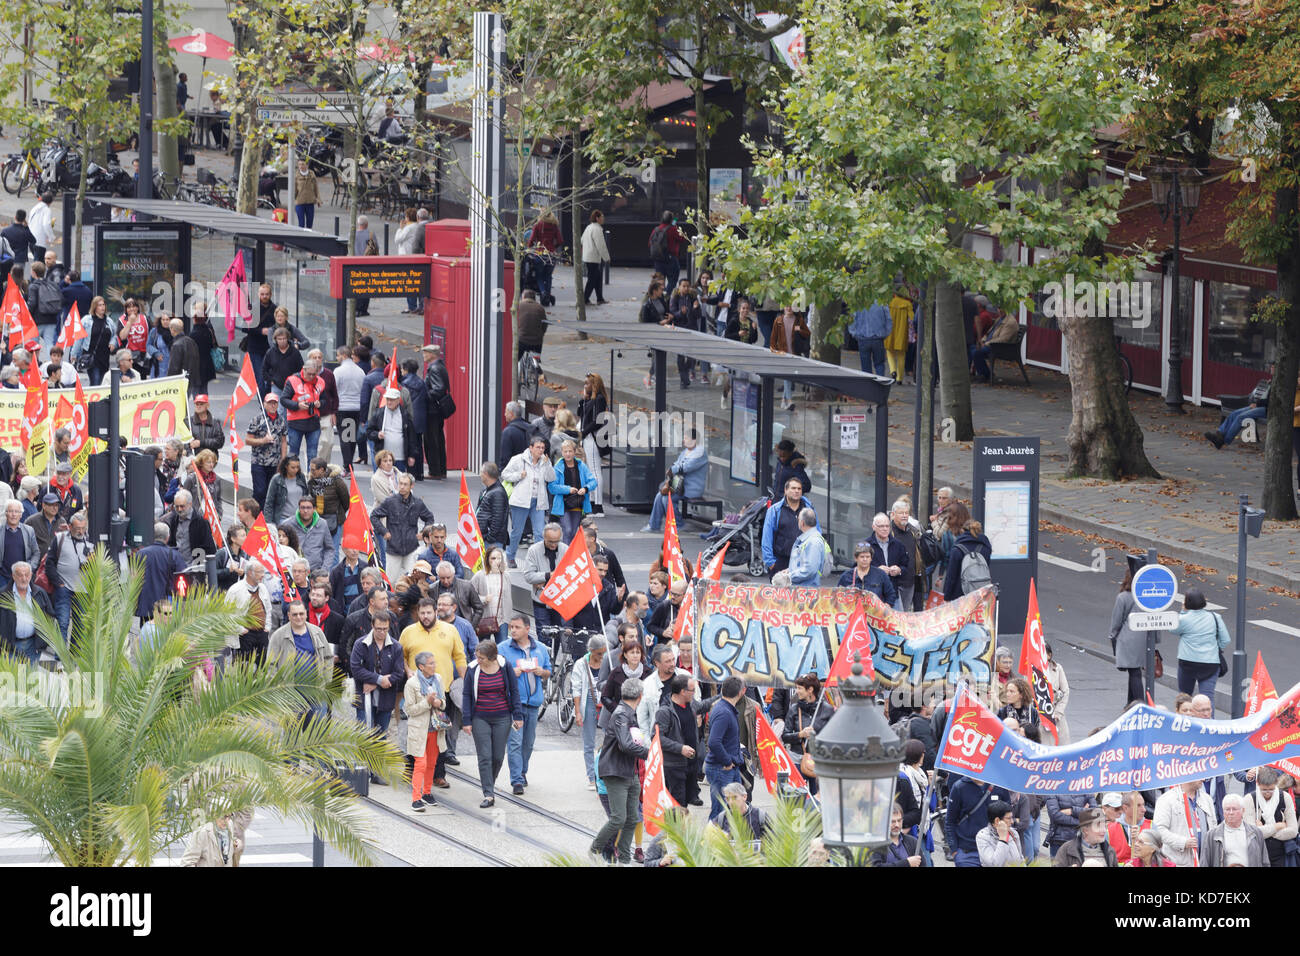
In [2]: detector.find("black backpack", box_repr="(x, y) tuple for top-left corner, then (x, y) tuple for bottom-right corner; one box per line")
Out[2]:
(648, 224), (669, 260)
(919, 529), (943, 569)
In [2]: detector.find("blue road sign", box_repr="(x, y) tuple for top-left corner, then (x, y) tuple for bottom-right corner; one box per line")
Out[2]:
(1131, 564), (1178, 613)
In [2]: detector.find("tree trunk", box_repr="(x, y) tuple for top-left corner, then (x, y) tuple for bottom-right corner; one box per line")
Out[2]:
(692, 13), (709, 269)
(934, 278), (974, 441)
(809, 299), (840, 365)
(1263, 183), (1300, 520)
(235, 114), (260, 215)
(1059, 308), (1161, 479)
(918, 281), (936, 511)
(572, 130), (586, 330)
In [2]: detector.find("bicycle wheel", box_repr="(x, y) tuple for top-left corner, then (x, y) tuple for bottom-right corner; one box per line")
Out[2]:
(14, 164), (31, 198)
(1, 160), (21, 195)
(557, 666), (576, 732)
(1119, 352), (1133, 395)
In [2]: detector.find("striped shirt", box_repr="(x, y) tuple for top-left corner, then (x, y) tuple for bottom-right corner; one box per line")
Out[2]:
(475, 669), (510, 715)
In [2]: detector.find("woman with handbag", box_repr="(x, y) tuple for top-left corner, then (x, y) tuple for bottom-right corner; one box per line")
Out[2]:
(404, 650), (449, 812)
(116, 297), (150, 378)
(471, 547), (512, 644)
(1110, 568), (1150, 705)
(76, 296), (114, 385)
(146, 312), (172, 378)
(779, 673), (824, 796)
(578, 373), (610, 515)
(547, 439), (597, 543)
(1171, 588), (1232, 697)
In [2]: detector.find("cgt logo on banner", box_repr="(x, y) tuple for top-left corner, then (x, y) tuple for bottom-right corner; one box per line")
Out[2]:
(695, 582), (996, 701)
(937, 678), (1300, 793)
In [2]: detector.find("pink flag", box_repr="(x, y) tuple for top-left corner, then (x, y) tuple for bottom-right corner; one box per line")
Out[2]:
(216, 252), (251, 343)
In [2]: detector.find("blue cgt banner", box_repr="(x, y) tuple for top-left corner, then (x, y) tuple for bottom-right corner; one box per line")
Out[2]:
(936, 681), (1300, 793)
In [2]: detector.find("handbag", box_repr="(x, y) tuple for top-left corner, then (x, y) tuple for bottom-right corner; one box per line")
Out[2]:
(476, 615), (499, 637)
(1215, 613), (1229, 677)
(33, 548), (54, 594)
(210, 346), (225, 372)
(438, 391), (456, 418)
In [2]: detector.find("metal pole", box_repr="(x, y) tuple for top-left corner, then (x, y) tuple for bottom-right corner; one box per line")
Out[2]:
(1232, 494), (1248, 718)
(383, 222), (389, 255)
(1163, 173), (1183, 412)
(1144, 547), (1158, 699)
(138, 0), (154, 201)
(287, 142), (296, 217)
(911, 290), (924, 509)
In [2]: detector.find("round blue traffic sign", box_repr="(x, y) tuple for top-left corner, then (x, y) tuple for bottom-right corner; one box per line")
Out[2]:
(1131, 564), (1178, 613)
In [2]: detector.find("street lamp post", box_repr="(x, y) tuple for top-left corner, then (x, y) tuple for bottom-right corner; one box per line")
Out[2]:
(1149, 166), (1202, 412)
(1232, 493), (1265, 718)
(808, 656), (903, 860)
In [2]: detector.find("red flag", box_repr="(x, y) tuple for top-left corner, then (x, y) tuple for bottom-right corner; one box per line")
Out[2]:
(2, 279), (38, 350)
(455, 471), (485, 574)
(228, 423), (244, 500)
(661, 496), (688, 586)
(1241, 652), (1300, 780)
(826, 602), (875, 685)
(20, 360), (42, 389)
(384, 347), (401, 393)
(191, 461), (225, 551)
(227, 352), (260, 420)
(539, 530), (599, 620)
(698, 544), (729, 582)
(56, 301), (87, 351)
(755, 707), (807, 794)
(1017, 579), (1059, 743)
(217, 251), (251, 342)
(672, 586), (695, 643)
(641, 726), (679, 836)
(52, 395), (74, 432)
(244, 513), (292, 594)
(20, 381), (48, 450)
(340, 468), (374, 554)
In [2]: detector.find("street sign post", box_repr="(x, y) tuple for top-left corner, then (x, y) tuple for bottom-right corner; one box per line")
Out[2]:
(1131, 563), (1178, 613)
(256, 106), (353, 125)
(1128, 611), (1179, 631)
(972, 438), (1040, 635)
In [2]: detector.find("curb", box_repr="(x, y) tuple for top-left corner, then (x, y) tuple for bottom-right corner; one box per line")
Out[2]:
(536, 358), (1299, 593)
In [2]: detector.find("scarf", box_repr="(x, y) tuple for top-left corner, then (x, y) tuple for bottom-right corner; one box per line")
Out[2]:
(1258, 787), (1281, 826)
(199, 468), (217, 489)
(307, 604), (331, 628)
(622, 661), (641, 679)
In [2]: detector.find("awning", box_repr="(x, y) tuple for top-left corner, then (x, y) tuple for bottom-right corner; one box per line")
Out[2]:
(548, 318), (894, 404)
(88, 198), (347, 256)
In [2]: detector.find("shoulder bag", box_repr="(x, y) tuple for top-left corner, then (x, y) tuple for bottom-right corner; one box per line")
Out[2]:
(1214, 613), (1230, 678)
(475, 572), (505, 636)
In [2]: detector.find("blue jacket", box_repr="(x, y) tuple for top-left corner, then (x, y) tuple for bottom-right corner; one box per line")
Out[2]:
(850, 302), (892, 340)
(1172, 609), (1230, 665)
(401, 372), (429, 432)
(705, 697), (743, 768)
(837, 566), (898, 608)
(501, 636), (553, 708)
(418, 545), (464, 579)
(788, 529), (828, 585)
(359, 368), (386, 428)
(136, 543), (187, 618)
(451, 615), (479, 668)
(61, 281), (92, 321)
(868, 534), (910, 580)
(947, 776), (1011, 852)
(547, 458), (598, 516)
(146, 327), (171, 375)
(669, 445), (709, 499)
(772, 450), (811, 498)
(761, 497), (819, 570)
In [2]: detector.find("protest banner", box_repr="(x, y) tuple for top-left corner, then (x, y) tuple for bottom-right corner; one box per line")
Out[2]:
(936, 679), (1300, 793)
(695, 582), (997, 703)
(0, 375), (194, 449)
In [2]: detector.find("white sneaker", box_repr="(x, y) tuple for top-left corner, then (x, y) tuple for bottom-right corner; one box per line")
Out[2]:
(587, 780), (596, 791)
(639, 524), (654, 533)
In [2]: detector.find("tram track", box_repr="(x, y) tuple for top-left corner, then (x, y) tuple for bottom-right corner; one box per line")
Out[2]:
(360, 795), (515, 867)
(443, 768), (599, 839)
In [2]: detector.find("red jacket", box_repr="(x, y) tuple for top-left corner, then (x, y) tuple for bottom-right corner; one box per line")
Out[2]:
(531, 219), (563, 252)
(1107, 818), (1151, 864)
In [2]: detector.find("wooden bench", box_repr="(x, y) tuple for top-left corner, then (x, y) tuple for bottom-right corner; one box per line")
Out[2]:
(988, 326), (1030, 385)
(681, 498), (724, 526)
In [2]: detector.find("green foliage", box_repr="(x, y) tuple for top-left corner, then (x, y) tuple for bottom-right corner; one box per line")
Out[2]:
(0, 551), (404, 866)
(705, 0), (1141, 325)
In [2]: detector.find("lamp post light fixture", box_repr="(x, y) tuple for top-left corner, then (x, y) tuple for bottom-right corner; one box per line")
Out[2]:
(808, 656), (903, 856)
(1149, 165), (1202, 413)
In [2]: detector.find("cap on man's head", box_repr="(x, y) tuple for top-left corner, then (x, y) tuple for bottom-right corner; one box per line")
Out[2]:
(55, 461), (72, 474)
(542, 396), (562, 407)
(41, 493), (59, 504)
(384, 387), (401, 399)
(194, 394), (209, 403)
(421, 343), (441, 353)
(1100, 793), (1123, 809)
(412, 559), (433, 575)
(263, 393), (279, 403)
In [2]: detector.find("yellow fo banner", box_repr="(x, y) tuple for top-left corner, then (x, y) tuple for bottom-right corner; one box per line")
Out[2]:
(0, 375), (194, 451)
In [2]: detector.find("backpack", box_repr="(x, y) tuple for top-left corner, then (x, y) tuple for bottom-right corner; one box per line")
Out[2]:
(954, 542), (992, 594)
(648, 224), (669, 260)
(1249, 379), (1270, 405)
(919, 529), (943, 569)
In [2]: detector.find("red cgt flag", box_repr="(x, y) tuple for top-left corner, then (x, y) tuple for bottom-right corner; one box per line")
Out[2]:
(661, 495), (689, 586)
(227, 352), (260, 422)
(339, 468), (374, 554)
(244, 512), (292, 594)
(1017, 579), (1059, 743)
(56, 301), (88, 351)
(826, 601), (875, 685)
(755, 707), (807, 794)
(539, 530), (599, 620)
(20, 381), (48, 450)
(1241, 651), (1300, 780)
(697, 543), (729, 582)
(672, 586), (695, 643)
(191, 461), (225, 551)
(641, 726), (679, 836)
(2, 279), (38, 351)
(455, 471), (485, 575)
(384, 347), (402, 393)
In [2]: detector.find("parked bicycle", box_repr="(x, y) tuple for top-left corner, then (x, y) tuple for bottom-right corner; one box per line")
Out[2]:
(536, 625), (599, 733)
(518, 349), (542, 403)
(1115, 333), (1133, 395)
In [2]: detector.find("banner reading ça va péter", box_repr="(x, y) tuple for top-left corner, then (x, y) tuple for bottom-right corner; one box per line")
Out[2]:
(0, 374), (193, 449)
(937, 680), (1300, 793)
(695, 582), (998, 700)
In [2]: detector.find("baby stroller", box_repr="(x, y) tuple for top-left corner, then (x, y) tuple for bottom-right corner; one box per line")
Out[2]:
(520, 249), (556, 307)
(699, 495), (771, 578)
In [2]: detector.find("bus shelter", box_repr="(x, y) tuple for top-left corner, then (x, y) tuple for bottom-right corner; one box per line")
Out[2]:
(548, 318), (894, 566)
